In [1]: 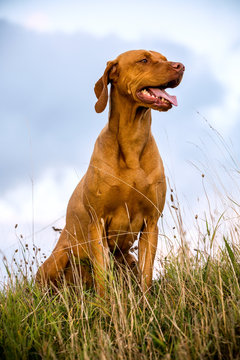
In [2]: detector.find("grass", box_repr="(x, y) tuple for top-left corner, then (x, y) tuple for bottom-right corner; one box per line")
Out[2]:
(0, 232), (240, 359)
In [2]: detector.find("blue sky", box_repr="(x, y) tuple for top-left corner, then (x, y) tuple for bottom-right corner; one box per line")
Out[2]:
(0, 0), (240, 268)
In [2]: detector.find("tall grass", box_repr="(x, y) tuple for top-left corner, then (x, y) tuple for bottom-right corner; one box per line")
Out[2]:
(0, 227), (240, 359)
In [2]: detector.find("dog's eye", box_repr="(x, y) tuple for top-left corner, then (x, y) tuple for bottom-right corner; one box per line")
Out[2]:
(139, 58), (148, 63)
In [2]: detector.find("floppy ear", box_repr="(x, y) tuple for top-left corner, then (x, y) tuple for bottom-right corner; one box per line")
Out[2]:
(94, 60), (118, 113)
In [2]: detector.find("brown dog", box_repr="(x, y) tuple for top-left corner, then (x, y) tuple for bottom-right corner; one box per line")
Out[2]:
(36, 50), (184, 295)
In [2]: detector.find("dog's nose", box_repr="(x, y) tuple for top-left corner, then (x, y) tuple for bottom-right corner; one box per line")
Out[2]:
(171, 62), (185, 72)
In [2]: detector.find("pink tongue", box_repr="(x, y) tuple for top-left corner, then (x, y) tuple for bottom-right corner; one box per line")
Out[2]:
(149, 88), (178, 106)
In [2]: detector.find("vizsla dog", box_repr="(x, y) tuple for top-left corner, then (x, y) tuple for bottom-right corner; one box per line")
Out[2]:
(36, 50), (184, 295)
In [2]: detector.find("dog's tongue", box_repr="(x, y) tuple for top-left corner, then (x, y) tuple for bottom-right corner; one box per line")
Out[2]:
(149, 88), (178, 106)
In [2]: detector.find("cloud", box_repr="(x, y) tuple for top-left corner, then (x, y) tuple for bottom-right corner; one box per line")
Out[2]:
(0, 167), (79, 256)
(24, 11), (52, 32)
(0, 167), (80, 225)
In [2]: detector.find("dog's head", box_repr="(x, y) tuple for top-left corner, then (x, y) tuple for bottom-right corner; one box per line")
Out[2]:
(94, 49), (184, 113)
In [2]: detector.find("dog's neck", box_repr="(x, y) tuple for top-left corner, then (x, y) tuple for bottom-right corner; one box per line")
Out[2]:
(108, 86), (152, 169)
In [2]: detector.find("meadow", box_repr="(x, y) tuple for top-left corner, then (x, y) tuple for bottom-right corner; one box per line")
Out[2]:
(1, 206), (240, 359)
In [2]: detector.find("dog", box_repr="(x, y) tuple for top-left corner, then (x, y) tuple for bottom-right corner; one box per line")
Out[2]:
(36, 49), (184, 295)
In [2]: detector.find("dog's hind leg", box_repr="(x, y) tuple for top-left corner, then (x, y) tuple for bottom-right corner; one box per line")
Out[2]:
(64, 259), (93, 289)
(36, 227), (71, 286)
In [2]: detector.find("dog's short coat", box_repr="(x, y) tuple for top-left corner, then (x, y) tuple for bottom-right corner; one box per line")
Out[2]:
(36, 50), (184, 295)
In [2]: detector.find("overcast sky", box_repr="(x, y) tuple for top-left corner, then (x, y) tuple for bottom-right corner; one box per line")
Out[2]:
(0, 0), (240, 273)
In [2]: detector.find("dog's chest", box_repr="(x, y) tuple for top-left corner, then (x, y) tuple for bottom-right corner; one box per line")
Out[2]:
(85, 162), (165, 215)
(99, 166), (164, 213)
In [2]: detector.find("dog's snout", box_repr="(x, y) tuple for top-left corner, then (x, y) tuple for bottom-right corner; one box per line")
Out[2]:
(171, 62), (185, 72)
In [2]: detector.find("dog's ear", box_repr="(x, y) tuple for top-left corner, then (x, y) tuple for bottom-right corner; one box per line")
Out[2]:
(94, 60), (118, 113)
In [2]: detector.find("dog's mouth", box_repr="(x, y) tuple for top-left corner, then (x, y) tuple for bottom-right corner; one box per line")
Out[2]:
(136, 85), (178, 110)
(136, 77), (181, 110)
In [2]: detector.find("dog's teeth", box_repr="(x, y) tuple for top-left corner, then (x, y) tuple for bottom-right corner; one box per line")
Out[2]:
(161, 97), (168, 103)
(141, 90), (170, 103)
(142, 89), (151, 96)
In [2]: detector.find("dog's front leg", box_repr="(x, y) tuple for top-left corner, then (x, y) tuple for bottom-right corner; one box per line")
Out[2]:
(138, 219), (158, 293)
(87, 222), (109, 297)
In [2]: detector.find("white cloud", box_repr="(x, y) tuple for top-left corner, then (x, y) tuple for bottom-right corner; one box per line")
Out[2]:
(0, 167), (84, 257)
(204, 93), (240, 134)
(24, 11), (52, 32)
(0, 167), (81, 226)
(2, 0), (239, 51)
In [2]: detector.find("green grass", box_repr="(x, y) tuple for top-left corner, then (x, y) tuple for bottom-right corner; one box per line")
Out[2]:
(0, 237), (240, 360)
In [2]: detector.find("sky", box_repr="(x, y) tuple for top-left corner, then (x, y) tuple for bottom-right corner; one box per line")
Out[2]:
(0, 0), (240, 277)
